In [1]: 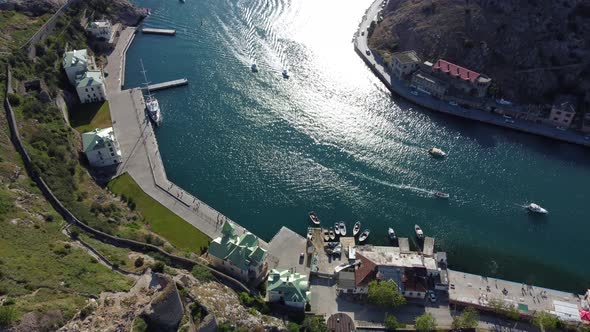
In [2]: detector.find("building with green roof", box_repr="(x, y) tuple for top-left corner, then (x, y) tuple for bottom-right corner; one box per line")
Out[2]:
(75, 70), (106, 104)
(81, 127), (121, 167)
(266, 269), (311, 310)
(208, 220), (268, 283)
(63, 49), (89, 85)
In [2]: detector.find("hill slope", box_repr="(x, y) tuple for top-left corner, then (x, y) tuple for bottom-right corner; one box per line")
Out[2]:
(369, 0), (590, 106)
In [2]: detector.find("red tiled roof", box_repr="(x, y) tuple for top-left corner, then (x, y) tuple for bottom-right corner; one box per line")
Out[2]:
(355, 253), (377, 287)
(433, 59), (480, 82)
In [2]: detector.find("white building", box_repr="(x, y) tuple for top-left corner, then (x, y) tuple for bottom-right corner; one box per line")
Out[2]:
(63, 49), (89, 85)
(82, 127), (122, 167)
(389, 51), (421, 79)
(87, 21), (114, 41)
(76, 70), (107, 104)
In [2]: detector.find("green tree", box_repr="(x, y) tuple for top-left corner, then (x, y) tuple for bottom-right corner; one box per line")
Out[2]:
(532, 311), (559, 331)
(367, 280), (406, 308)
(452, 307), (479, 330)
(415, 313), (436, 332)
(384, 314), (403, 330)
(301, 316), (328, 332)
(191, 264), (214, 282)
(287, 322), (301, 332)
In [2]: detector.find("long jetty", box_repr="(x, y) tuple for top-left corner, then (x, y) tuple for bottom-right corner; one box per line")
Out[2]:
(142, 28), (176, 35)
(148, 78), (188, 91)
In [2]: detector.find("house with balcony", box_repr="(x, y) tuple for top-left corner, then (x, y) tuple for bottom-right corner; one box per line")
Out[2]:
(82, 127), (122, 167)
(547, 95), (577, 128)
(266, 269), (310, 310)
(208, 221), (268, 284)
(88, 21), (114, 41)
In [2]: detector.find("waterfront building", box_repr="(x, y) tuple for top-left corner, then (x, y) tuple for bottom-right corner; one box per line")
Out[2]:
(337, 245), (442, 299)
(87, 21), (114, 43)
(76, 70), (107, 104)
(389, 51), (421, 79)
(82, 127), (122, 167)
(410, 70), (448, 98)
(431, 59), (491, 98)
(63, 49), (91, 85)
(547, 95), (577, 128)
(208, 221), (268, 283)
(266, 269), (310, 310)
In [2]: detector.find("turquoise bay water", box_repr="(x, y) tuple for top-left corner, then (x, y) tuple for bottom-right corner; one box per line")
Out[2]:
(126, 0), (590, 292)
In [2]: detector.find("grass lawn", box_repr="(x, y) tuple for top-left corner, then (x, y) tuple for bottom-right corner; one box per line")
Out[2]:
(70, 101), (112, 133)
(0, 11), (51, 51)
(79, 233), (147, 273)
(107, 173), (210, 253)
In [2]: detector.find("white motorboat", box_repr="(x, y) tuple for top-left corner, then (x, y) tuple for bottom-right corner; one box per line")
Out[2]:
(251, 60), (258, 72)
(323, 228), (330, 242)
(334, 222), (341, 235)
(527, 203), (548, 214)
(140, 59), (162, 126)
(309, 211), (320, 225)
(339, 222), (347, 236)
(415, 224), (424, 240)
(282, 66), (289, 78)
(359, 229), (370, 242)
(329, 227), (336, 241)
(428, 147), (446, 157)
(434, 191), (449, 199)
(353, 221), (361, 237)
(388, 227), (396, 241)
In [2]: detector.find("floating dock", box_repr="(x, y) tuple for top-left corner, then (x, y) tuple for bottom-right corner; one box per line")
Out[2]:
(147, 79), (188, 91)
(142, 28), (176, 35)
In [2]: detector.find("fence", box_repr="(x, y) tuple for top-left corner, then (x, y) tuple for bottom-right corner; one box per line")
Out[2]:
(3, 64), (252, 294)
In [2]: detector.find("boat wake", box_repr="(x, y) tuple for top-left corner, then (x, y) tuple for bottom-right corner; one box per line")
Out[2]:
(348, 172), (436, 197)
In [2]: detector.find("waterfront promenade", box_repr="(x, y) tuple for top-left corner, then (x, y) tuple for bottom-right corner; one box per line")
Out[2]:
(103, 27), (268, 248)
(355, 0), (590, 148)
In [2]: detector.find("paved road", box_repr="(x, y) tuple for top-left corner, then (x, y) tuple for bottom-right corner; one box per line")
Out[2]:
(103, 28), (268, 248)
(355, 1), (590, 148)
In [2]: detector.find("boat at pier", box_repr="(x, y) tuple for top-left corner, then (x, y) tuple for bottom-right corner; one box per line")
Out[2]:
(309, 211), (320, 225)
(527, 203), (548, 214)
(428, 147), (446, 157)
(334, 222), (341, 235)
(434, 191), (449, 199)
(323, 228), (330, 242)
(388, 227), (396, 241)
(339, 222), (347, 236)
(352, 221), (361, 236)
(328, 227), (336, 241)
(140, 59), (162, 126)
(359, 229), (370, 242)
(415, 224), (424, 240)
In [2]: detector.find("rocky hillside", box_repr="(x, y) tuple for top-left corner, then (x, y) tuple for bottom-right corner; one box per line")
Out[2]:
(369, 0), (590, 106)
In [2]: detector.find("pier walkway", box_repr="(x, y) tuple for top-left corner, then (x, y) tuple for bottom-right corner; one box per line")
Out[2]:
(142, 28), (176, 35)
(104, 27), (268, 249)
(148, 78), (188, 91)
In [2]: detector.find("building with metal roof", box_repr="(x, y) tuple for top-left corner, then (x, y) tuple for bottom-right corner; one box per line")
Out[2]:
(266, 269), (310, 310)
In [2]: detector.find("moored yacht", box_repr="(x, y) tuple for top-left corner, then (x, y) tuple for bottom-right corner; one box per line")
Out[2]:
(388, 227), (396, 241)
(339, 222), (347, 236)
(352, 221), (361, 237)
(359, 229), (370, 242)
(140, 59), (162, 126)
(415, 224), (424, 240)
(428, 147), (446, 157)
(527, 203), (548, 214)
(309, 211), (320, 225)
(334, 222), (341, 235)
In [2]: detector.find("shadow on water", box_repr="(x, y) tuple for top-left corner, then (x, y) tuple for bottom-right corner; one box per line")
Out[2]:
(447, 244), (589, 294)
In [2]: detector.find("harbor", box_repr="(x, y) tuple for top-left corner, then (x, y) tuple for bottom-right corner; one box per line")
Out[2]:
(147, 78), (188, 92)
(141, 27), (176, 35)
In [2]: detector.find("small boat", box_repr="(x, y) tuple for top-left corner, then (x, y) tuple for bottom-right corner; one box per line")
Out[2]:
(359, 229), (370, 242)
(415, 224), (424, 240)
(428, 147), (446, 157)
(251, 60), (258, 72)
(334, 222), (341, 235)
(527, 203), (548, 214)
(388, 227), (396, 241)
(434, 191), (449, 199)
(328, 227), (336, 241)
(323, 228), (330, 242)
(282, 66), (289, 78)
(352, 221), (361, 237)
(309, 211), (320, 225)
(307, 227), (313, 240)
(339, 222), (347, 236)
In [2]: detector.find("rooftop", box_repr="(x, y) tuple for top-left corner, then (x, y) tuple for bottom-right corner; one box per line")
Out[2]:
(76, 70), (104, 88)
(209, 221), (267, 271)
(89, 21), (111, 28)
(81, 127), (116, 152)
(392, 50), (421, 64)
(356, 245), (438, 271)
(433, 59), (481, 83)
(63, 49), (88, 69)
(267, 269), (310, 304)
(553, 95), (577, 113)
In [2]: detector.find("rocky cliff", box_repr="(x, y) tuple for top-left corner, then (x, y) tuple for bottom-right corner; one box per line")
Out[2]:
(369, 0), (590, 106)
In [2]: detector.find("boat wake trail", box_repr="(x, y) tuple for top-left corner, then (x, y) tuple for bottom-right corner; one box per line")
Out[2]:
(348, 172), (434, 197)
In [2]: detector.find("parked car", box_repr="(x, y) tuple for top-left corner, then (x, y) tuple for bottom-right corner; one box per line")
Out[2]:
(365, 49), (371, 55)
(428, 291), (437, 303)
(448, 101), (458, 106)
(556, 126), (567, 131)
(504, 119), (515, 124)
(361, 31), (365, 36)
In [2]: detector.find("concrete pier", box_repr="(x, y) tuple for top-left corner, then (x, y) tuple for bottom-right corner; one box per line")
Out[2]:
(148, 79), (188, 91)
(142, 28), (176, 35)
